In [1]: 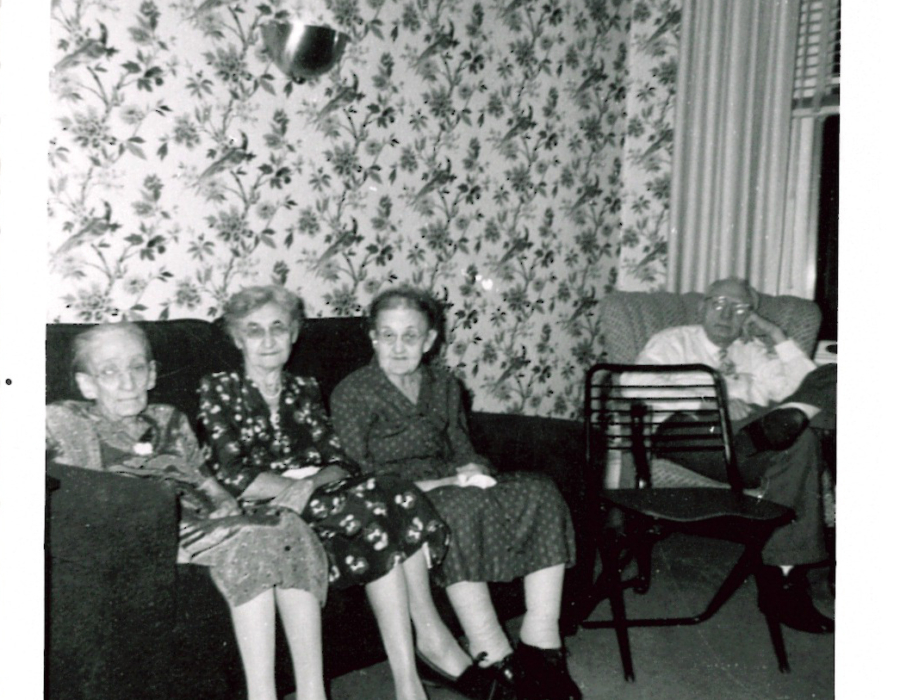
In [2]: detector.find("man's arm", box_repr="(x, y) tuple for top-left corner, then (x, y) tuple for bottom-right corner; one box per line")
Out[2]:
(734, 312), (816, 406)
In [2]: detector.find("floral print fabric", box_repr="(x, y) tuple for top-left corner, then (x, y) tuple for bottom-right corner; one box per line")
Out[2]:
(198, 371), (449, 588)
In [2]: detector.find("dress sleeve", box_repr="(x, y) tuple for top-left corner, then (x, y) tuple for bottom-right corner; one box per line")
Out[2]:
(197, 374), (267, 497)
(442, 372), (492, 471)
(166, 408), (213, 483)
(291, 378), (360, 475)
(45, 402), (102, 470)
(330, 375), (380, 472)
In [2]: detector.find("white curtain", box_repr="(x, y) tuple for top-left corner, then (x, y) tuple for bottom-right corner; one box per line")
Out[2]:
(667, 0), (806, 296)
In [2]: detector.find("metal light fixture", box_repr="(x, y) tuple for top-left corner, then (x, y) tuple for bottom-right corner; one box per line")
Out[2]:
(261, 20), (349, 82)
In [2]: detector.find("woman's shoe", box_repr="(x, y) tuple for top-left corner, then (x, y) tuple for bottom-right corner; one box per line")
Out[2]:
(416, 650), (516, 700)
(514, 643), (581, 700)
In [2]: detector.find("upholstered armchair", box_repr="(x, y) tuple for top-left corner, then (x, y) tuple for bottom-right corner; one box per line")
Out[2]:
(597, 290), (822, 489)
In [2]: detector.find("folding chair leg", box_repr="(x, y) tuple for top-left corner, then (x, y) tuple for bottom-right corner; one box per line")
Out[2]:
(599, 537), (636, 682)
(764, 613), (791, 673)
(631, 536), (653, 594)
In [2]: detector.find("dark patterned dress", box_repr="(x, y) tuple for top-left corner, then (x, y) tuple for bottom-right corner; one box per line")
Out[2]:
(198, 371), (449, 589)
(331, 362), (576, 587)
(46, 401), (328, 607)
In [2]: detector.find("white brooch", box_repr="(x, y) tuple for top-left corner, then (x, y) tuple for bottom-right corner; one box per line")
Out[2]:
(133, 441), (153, 456)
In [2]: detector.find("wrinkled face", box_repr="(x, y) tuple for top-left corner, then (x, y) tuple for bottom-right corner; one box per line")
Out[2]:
(371, 306), (437, 379)
(75, 330), (157, 421)
(232, 302), (299, 374)
(701, 280), (753, 348)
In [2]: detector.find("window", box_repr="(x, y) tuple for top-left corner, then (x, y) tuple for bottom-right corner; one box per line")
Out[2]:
(783, 0), (839, 334)
(793, 0), (841, 115)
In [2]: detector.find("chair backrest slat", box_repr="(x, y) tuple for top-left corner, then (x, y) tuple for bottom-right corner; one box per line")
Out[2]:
(585, 362), (742, 493)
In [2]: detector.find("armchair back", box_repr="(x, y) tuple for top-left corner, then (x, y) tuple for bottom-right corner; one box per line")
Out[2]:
(599, 291), (822, 364)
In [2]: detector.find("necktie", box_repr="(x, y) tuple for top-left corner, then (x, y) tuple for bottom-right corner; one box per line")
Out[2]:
(718, 347), (738, 379)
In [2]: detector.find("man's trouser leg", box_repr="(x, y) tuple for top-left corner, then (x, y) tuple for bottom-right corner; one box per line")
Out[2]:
(737, 430), (828, 566)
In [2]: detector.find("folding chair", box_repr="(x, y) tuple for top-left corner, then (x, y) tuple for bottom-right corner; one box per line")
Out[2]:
(578, 362), (795, 681)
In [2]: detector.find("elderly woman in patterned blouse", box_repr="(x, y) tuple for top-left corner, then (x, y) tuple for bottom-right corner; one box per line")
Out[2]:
(46, 323), (330, 700)
(198, 286), (504, 700)
(331, 287), (581, 700)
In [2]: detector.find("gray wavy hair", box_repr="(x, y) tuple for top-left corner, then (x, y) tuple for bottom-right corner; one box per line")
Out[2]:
(222, 285), (305, 337)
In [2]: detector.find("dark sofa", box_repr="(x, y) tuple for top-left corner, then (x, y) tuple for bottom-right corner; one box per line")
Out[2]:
(46, 317), (591, 700)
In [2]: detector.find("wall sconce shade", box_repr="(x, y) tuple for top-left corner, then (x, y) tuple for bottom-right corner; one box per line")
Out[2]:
(261, 21), (349, 82)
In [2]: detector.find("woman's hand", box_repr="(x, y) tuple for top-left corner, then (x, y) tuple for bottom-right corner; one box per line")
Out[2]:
(309, 465), (350, 489)
(455, 462), (490, 478)
(200, 477), (242, 519)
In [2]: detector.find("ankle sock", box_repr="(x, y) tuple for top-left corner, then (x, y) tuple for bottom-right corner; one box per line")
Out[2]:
(446, 582), (513, 666)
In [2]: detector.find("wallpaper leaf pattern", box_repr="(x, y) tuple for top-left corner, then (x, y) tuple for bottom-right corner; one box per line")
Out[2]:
(48, 0), (681, 418)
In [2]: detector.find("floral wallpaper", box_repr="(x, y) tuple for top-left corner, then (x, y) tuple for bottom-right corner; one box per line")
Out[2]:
(48, 0), (681, 418)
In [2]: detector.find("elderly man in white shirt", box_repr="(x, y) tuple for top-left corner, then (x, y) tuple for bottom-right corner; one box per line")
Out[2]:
(632, 277), (836, 635)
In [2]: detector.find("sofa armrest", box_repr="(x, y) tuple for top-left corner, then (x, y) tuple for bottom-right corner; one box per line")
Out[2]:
(47, 463), (179, 700)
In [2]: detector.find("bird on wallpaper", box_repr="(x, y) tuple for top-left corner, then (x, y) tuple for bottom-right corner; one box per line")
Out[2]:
(54, 23), (111, 73)
(413, 22), (457, 67)
(196, 132), (252, 184)
(51, 201), (119, 261)
(313, 218), (361, 268)
(640, 8), (681, 50)
(629, 239), (668, 272)
(409, 161), (455, 208)
(568, 177), (603, 213)
(491, 233), (532, 270)
(188, 0), (232, 20)
(496, 106), (536, 148)
(573, 60), (607, 97)
(636, 126), (674, 163)
(498, 0), (528, 19)
(316, 74), (362, 120)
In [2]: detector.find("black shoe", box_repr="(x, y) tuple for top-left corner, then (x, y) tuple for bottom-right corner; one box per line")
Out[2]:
(514, 643), (581, 700)
(416, 650), (516, 700)
(742, 408), (810, 453)
(757, 566), (834, 634)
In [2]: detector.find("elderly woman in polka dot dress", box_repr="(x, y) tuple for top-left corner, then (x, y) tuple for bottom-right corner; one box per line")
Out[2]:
(332, 287), (581, 700)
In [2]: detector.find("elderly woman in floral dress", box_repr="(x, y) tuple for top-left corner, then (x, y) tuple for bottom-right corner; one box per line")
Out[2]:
(198, 285), (503, 700)
(331, 287), (581, 700)
(46, 323), (329, 700)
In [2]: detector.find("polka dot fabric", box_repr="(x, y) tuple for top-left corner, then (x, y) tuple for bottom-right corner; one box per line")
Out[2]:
(331, 362), (576, 587)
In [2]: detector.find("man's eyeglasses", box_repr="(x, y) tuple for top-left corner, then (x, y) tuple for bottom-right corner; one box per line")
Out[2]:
(375, 329), (425, 346)
(92, 361), (154, 385)
(705, 296), (752, 317)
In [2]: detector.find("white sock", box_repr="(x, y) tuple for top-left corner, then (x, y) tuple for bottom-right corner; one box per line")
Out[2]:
(519, 565), (564, 650)
(446, 582), (513, 666)
(779, 402), (821, 420)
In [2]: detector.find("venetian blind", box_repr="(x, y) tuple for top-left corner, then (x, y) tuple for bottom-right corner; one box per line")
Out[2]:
(793, 0), (841, 115)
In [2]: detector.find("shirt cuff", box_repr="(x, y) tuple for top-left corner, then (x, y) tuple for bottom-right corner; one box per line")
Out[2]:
(773, 339), (807, 362)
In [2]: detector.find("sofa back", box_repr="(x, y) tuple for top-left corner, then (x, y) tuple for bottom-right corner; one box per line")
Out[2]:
(46, 317), (374, 420)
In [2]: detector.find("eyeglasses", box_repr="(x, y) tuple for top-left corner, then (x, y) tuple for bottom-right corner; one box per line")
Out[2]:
(92, 361), (154, 385)
(375, 329), (425, 346)
(705, 296), (752, 317)
(241, 322), (292, 341)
